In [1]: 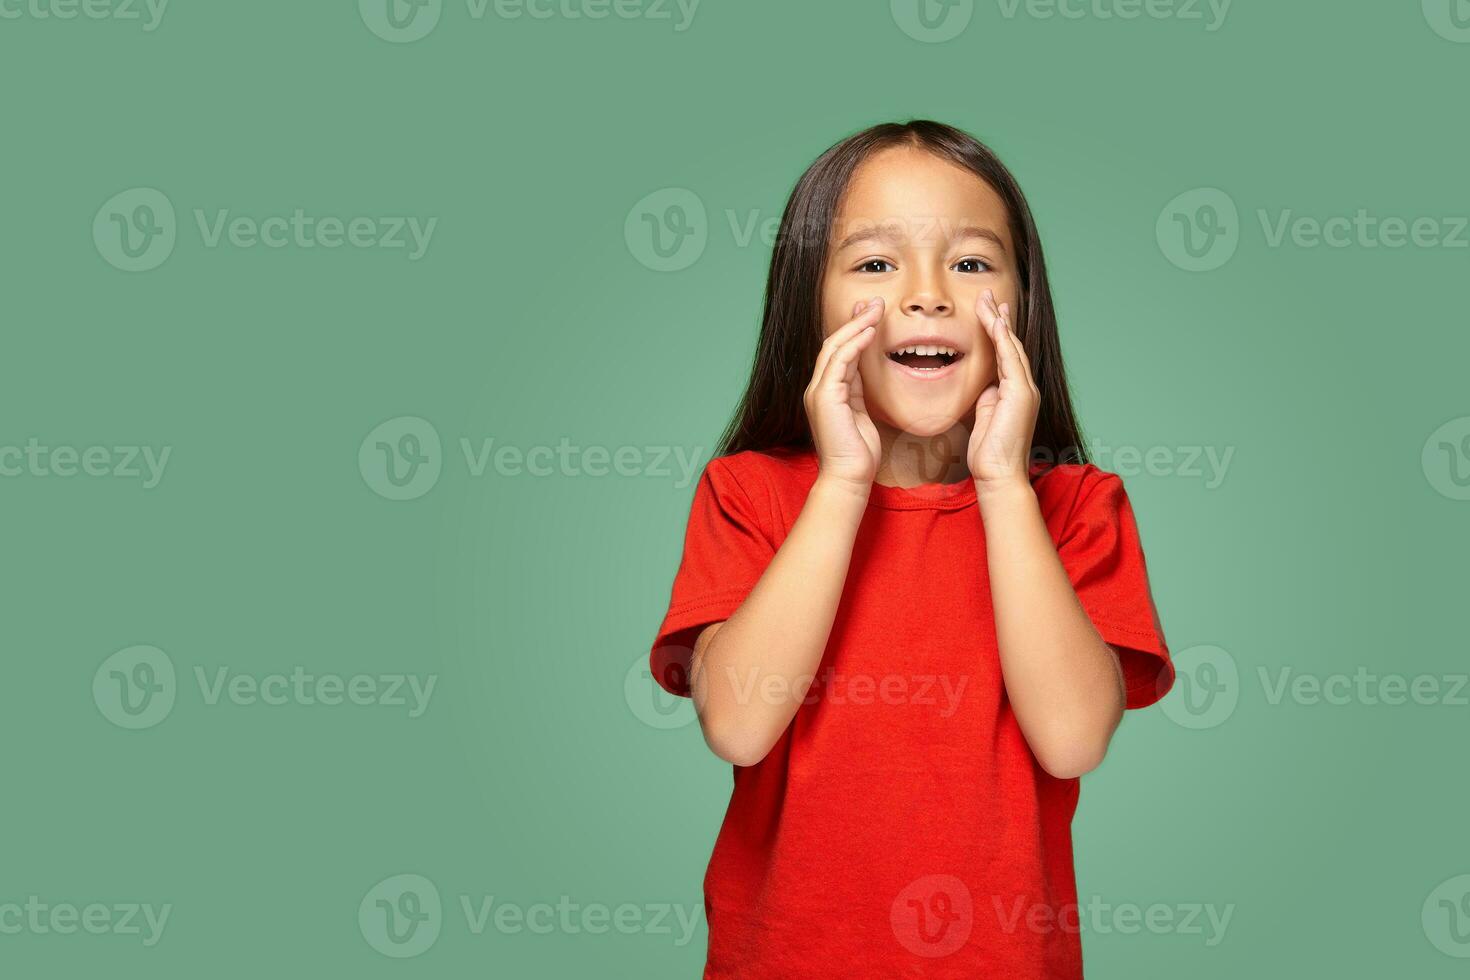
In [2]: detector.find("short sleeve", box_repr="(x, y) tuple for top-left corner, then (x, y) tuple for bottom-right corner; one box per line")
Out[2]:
(649, 456), (776, 698)
(1057, 471), (1175, 709)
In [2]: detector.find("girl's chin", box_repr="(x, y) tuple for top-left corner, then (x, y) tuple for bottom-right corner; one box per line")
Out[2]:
(869, 394), (980, 439)
(871, 408), (974, 441)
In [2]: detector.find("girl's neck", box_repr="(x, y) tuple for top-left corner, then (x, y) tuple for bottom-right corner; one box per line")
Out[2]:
(871, 420), (974, 488)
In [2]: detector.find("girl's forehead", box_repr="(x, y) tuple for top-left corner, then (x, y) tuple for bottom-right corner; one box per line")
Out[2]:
(832, 148), (1011, 247)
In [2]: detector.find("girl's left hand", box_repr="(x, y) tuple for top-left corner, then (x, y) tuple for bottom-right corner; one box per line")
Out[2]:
(968, 288), (1040, 493)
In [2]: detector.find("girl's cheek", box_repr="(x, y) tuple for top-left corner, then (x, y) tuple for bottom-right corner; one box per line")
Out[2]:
(819, 294), (850, 339)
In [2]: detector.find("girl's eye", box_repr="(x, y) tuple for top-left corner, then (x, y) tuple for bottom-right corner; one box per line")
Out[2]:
(953, 257), (992, 274)
(857, 259), (895, 274)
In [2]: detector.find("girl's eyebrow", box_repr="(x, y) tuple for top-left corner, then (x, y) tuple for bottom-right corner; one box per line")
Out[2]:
(952, 225), (1008, 253)
(834, 223), (1008, 253)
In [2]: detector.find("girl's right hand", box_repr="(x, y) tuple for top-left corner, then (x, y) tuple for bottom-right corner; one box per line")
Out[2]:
(804, 296), (883, 492)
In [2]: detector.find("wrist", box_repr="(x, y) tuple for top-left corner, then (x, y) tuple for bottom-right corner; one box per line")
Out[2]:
(811, 474), (873, 508)
(974, 476), (1036, 510)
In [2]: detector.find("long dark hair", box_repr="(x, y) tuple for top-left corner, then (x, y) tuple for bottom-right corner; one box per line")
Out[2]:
(715, 120), (1087, 470)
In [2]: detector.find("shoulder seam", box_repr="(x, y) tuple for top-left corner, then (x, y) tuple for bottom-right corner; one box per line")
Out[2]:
(711, 453), (774, 541)
(1061, 465), (1119, 540)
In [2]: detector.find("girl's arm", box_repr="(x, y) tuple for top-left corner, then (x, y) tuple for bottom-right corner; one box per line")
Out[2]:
(968, 289), (1125, 779)
(690, 477), (868, 767)
(690, 298), (886, 767)
(979, 481), (1126, 779)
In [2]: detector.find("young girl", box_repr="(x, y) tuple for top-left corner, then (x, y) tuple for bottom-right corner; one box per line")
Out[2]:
(649, 120), (1175, 978)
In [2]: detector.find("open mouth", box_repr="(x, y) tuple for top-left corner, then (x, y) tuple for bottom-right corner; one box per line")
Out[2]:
(885, 345), (963, 372)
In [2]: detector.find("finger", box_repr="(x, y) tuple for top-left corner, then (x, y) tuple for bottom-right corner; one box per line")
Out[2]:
(812, 297), (884, 389)
(992, 303), (1030, 390)
(812, 310), (873, 395)
(976, 288), (1000, 336)
(817, 323), (876, 400)
(978, 289), (1009, 377)
(979, 290), (1013, 383)
(813, 327), (874, 418)
(817, 320), (870, 405)
(997, 303), (1037, 392)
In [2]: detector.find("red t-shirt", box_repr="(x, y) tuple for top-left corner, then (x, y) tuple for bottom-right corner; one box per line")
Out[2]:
(650, 447), (1174, 979)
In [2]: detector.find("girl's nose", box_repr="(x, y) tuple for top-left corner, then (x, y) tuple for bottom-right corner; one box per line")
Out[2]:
(900, 288), (953, 316)
(899, 263), (954, 316)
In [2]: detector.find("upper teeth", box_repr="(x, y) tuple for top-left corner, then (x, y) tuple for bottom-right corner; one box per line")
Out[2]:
(893, 345), (957, 356)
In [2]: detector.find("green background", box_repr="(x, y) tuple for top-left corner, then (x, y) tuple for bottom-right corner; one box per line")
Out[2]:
(2, 0), (1467, 975)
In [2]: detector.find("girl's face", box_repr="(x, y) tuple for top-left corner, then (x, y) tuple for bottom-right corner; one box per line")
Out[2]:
(821, 146), (1020, 442)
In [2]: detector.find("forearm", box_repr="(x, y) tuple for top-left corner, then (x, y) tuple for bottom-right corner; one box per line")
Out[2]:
(691, 477), (868, 766)
(978, 481), (1126, 778)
